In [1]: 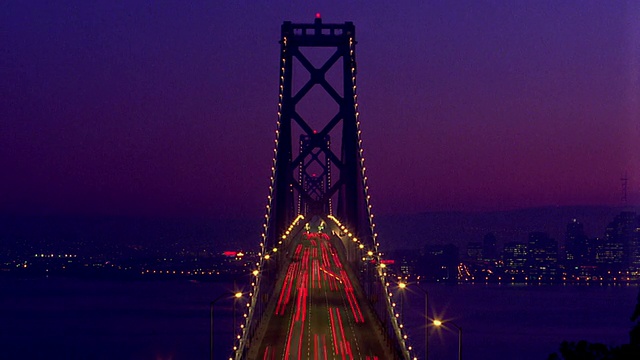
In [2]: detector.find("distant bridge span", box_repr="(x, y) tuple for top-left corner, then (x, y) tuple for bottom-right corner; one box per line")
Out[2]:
(231, 17), (416, 360)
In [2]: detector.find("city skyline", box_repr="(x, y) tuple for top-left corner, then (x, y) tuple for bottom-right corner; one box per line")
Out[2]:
(2, 1), (639, 219)
(3, 207), (640, 286)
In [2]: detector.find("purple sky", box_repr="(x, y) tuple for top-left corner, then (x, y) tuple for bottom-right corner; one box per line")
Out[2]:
(1, 1), (639, 219)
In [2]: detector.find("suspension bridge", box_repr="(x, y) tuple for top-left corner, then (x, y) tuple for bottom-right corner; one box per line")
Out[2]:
(230, 17), (417, 360)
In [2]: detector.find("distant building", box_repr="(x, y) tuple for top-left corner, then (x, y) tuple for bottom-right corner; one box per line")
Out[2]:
(527, 232), (558, 280)
(598, 211), (640, 272)
(420, 244), (459, 282)
(482, 232), (498, 262)
(387, 249), (421, 277)
(596, 236), (624, 272)
(565, 219), (592, 274)
(466, 241), (483, 261)
(503, 242), (527, 275)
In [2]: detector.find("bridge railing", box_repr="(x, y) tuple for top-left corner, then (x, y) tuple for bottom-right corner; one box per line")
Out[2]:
(327, 216), (417, 360)
(232, 215), (305, 360)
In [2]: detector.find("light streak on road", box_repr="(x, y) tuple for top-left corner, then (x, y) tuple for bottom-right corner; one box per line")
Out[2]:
(255, 222), (388, 359)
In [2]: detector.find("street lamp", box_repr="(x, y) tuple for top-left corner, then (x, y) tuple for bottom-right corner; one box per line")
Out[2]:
(210, 292), (243, 360)
(397, 281), (406, 320)
(400, 282), (430, 360)
(233, 291), (242, 336)
(433, 319), (462, 360)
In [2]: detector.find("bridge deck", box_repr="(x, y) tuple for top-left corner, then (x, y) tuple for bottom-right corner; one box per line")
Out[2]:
(249, 222), (393, 360)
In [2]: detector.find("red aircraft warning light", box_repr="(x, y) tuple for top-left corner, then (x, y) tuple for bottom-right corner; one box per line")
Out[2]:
(315, 12), (321, 19)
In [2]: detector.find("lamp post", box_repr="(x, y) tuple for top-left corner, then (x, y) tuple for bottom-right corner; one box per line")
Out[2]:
(415, 284), (430, 360)
(400, 282), (430, 360)
(433, 319), (462, 360)
(397, 281), (406, 320)
(210, 292), (243, 360)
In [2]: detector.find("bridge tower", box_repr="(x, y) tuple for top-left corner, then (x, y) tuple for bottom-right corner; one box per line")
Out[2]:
(297, 133), (332, 216)
(267, 15), (374, 252)
(238, 17), (413, 360)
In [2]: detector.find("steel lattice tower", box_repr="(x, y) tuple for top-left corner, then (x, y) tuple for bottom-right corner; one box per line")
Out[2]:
(297, 133), (332, 216)
(266, 16), (374, 252)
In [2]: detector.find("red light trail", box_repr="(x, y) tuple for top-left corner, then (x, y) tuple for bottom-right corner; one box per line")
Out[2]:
(258, 227), (387, 359)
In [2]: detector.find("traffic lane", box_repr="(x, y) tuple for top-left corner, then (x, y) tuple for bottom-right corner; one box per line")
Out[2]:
(303, 232), (384, 359)
(256, 232), (385, 359)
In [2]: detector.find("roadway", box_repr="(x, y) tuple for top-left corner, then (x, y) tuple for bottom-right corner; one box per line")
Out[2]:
(251, 222), (389, 360)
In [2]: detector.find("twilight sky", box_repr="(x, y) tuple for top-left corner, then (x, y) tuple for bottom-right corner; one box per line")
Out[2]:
(1, 1), (639, 219)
